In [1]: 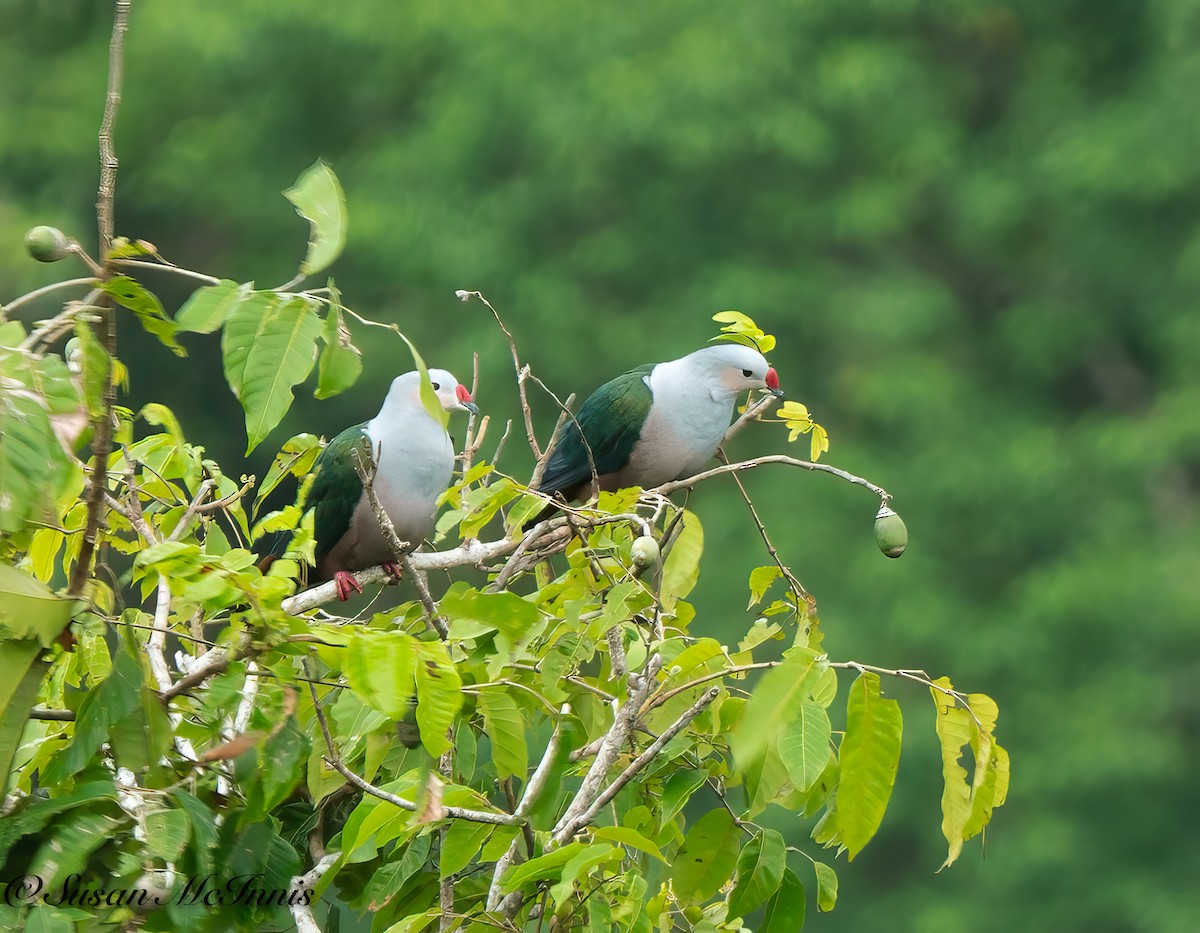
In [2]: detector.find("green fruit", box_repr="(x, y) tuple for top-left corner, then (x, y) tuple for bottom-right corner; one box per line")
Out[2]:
(24, 225), (70, 262)
(874, 506), (908, 558)
(130, 870), (174, 913)
(630, 535), (660, 569)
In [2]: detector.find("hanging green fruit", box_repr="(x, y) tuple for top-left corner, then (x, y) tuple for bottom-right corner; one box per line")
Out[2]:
(24, 225), (70, 262)
(630, 535), (661, 570)
(874, 505), (907, 558)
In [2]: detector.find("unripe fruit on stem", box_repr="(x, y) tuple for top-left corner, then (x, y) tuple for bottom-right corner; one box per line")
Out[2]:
(630, 535), (660, 569)
(130, 870), (175, 913)
(874, 506), (907, 558)
(24, 225), (70, 262)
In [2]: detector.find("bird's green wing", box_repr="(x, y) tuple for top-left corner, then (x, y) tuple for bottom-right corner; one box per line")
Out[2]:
(536, 364), (654, 496)
(308, 423), (369, 561)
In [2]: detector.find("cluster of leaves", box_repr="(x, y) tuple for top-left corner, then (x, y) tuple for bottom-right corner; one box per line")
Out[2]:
(0, 158), (1007, 932)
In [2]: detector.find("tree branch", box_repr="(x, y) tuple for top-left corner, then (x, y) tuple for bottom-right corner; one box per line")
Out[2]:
(2, 277), (98, 317)
(650, 454), (892, 504)
(308, 682), (526, 827)
(97, 0), (130, 255)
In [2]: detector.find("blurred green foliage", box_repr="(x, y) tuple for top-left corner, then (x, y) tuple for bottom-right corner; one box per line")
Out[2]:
(3, 0), (1199, 928)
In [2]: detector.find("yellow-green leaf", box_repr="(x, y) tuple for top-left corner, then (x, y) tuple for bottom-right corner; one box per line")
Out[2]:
(730, 646), (824, 769)
(284, 160), (347, 276)
(835, 671), (903, 860)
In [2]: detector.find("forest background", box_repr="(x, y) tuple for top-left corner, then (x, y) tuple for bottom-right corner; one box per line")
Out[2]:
(2, 1), (1198, 930)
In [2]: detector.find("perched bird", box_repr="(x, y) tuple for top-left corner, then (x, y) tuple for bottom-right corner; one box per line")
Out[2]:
(308, 369), (477, 600)
(530, 345), (782, 520)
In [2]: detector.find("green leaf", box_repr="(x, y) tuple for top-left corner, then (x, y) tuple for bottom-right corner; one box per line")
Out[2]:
(284, 160), (348, 276)
(0, 648), (48, 795)
(730, 647), (824, 770)
(315, 287), (362, 399)
(761, 867), (806, 932)
(439, 820), (492, 878)
(813, 860), (838, 912)
(144, 808), (191, 863)
(221, 291), (323, 453)
(728, 829), (787, 917)
(592, 825), (666, 862)
(661, 509), (703, 609)
(835, 671), (903, 859)
(29, 808), (123, 889)
(0, 563), (77, 646)
(747, 566), (782, 608)
(778, 699), (832, 793)
(175, 279), (253, 333)
(670, 809), (741, 905)
(101, 275), (185, 356)
(441, 584), (541, 642)
(0, 388), (76, 533)
(549, 842), (617, 913)
(931, 681), (973, 868)
(502, 841), (588, 891)
(71, 321), (109, 418)
(256, 432), (321, 516)
(110, 678), (172, 772)
(477, 689), (528, 779)
(660, 770), (707, 825)
(414, 640), (463, 756)
(345, 631), (417, 720)
(257, 718), (307, 814)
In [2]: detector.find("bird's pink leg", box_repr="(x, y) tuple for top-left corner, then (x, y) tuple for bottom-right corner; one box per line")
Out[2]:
(381, 561), (404, 583)
(334, 571), (363, 601)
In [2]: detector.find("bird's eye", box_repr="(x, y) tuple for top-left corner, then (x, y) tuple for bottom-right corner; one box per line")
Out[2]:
(431, 382), (441, 391)
(741, 369), (753, 378)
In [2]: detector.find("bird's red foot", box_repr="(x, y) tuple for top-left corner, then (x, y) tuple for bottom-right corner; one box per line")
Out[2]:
(334, 571), (363, 601)
(381, 561), (404, 583)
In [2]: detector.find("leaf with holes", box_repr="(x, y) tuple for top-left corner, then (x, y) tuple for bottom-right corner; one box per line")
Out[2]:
(284, 160), (347, 276)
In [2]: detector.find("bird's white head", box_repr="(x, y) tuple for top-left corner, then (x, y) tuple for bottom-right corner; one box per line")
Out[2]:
(683, 345), (783, 399)
(385, 369), (479, 415)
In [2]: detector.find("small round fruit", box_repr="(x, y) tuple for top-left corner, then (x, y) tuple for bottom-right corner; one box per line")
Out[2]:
(130, 870), (175, 913)
(630, 535), (660, 569)
(874, 506), (908, 558)
(24, 225), (70, 262)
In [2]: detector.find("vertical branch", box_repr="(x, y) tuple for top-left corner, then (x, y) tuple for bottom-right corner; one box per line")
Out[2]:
(97, 0), (130, 255)
(69, 0), (131, 598)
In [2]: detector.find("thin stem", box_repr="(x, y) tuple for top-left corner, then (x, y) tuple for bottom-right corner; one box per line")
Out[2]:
(110, 258), (221, 285)
(2, 277), (98, 317)
(652, 454), (892, 504)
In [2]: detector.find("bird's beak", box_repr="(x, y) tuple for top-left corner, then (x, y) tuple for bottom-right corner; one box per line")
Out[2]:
(456, 384), (479, 415)
(765, 367), (784, 398)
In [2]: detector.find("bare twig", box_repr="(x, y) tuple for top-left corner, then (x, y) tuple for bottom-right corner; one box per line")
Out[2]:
(717, 449), (815, 611)
(166, 478), (216, 542)
(307, 681), (524, 826)
(652, 454), (892, 504)
(549, 654), (663, 846)
(457, 289), (541, 458)
(110, 258), (221, 286)
(485, 419), (513, 483)
(561, 687), (720, 838)
(721, 392), (779, 445)
(20, 292), (102, 350)
(29, 708), (76, 722)
(289, 852), (339, 933)
(486, 707), (570, 911)
(2, 277), (98, 317)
